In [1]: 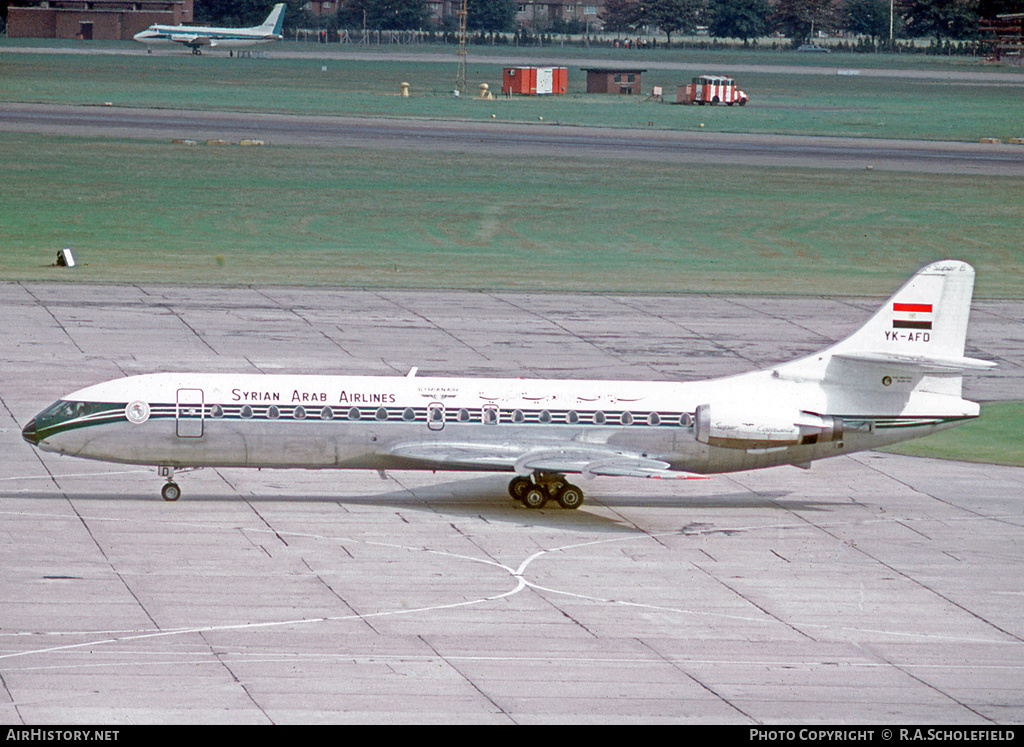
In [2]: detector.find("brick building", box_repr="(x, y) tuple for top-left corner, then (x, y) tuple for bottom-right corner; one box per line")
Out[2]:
(582, 67), (646, 94)
(7, 0), (193, 41)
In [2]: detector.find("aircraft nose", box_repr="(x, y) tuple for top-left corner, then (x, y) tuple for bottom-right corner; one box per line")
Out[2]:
(22, 417), (39, 446)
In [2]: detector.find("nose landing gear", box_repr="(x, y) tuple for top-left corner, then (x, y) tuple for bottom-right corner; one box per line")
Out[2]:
(161, 481), (181, 502)
(158, 466), (200, 501)
(509, 473), (585, 510)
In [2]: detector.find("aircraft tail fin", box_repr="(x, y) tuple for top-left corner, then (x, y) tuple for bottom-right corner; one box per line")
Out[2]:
(258, 3), (286, 35)
(773, 260), (993, 413)
(826, 259), (992, 371)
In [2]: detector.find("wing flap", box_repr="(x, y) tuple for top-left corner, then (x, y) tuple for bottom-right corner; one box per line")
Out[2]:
(581, 459), (708, 480)
(388, 442), (704, 481)
(516, 450), (701, 479)
(514, 449), (615, 475)
(387, 442), (520, 470)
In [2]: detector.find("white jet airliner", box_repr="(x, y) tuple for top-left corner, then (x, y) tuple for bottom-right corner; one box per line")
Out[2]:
(22, 260), (994, 508)
(133, 3), (285, 55)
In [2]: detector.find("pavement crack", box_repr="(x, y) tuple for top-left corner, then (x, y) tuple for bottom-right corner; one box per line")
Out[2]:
(418, 635), (516, 723)
(638, 638), (760, 723)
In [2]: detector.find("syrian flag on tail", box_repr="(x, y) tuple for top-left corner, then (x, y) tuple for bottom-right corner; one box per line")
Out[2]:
(892, 302), (933, 330)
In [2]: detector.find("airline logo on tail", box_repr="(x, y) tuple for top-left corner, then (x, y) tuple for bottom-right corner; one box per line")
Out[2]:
(887, 303), (933, 340)
(892, 303), (933, 331)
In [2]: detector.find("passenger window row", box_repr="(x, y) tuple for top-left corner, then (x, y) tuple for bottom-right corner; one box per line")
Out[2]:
(200, 404), (694, 426)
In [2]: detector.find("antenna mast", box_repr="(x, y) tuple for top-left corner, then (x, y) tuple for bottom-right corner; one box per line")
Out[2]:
(455, 0), (467, 93)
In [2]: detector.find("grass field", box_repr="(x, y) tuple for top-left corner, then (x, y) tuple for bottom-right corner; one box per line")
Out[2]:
(2, 43), (1024, 141)
(2, 132), (1022, 296)
(2, 44), (1020, 294)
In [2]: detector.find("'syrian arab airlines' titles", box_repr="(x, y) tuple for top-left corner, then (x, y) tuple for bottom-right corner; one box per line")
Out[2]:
(133, 3), (285, 55)
(22, 261), (994, 509)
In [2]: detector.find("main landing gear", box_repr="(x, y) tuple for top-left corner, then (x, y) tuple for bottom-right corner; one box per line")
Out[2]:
(508, 474), (585, 510)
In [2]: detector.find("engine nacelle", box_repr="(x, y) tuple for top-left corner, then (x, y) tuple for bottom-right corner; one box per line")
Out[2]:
(694, 404), (844, 450)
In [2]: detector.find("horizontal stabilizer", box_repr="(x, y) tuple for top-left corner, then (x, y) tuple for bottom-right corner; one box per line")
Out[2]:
(832, 351), (996, 374)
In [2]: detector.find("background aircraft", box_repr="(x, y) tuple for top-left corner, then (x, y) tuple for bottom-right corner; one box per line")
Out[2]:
(133, 3), (285, 55)
(21, 261), (993, 508)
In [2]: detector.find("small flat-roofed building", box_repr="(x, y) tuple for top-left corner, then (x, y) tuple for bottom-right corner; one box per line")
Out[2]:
(582, 68), (647, 95)
(7, 0), (193, 41)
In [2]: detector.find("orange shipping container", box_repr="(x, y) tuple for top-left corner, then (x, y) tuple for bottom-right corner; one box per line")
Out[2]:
(502, 67), (567, 95)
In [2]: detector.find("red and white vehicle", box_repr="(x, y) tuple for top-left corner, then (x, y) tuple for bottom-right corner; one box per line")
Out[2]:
(677, 75), (748, 106)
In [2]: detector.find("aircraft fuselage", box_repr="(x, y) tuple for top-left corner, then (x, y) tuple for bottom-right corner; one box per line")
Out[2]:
(21, 371), (970, 477)
(21, 261), (992, 507)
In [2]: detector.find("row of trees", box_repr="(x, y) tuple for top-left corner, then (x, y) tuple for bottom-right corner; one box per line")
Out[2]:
(603, 0), (1024, 45)
(192, 0), (1024, 43)
(193, 0), (517, 34)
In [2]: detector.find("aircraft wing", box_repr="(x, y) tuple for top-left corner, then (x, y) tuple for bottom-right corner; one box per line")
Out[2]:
(515, 450), (705, 479)
(387, 442), (705, 480)
(171, 34), (211, 48)
(581, 459), (708, 480)
(387, 441), (524, 471)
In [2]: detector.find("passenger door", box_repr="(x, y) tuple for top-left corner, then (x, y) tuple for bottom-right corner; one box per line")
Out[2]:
(176, 388), (204, 438)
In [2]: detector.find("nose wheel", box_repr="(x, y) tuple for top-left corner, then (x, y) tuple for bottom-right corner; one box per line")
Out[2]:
(158, 466), (196, 501)
(509, 474), (584, 509)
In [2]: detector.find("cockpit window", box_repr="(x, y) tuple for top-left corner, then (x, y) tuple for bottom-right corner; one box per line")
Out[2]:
(39, 400), (120, 422)
(40, 400), (74, 419)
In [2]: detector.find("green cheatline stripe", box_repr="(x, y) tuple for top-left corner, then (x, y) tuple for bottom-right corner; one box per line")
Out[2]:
(879, 402), (1024, 467)
(869, 415), (975, 430)
(32, 401), (127, 436)
(35, 401), (696, 437)
(34, 402), (976, 442)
